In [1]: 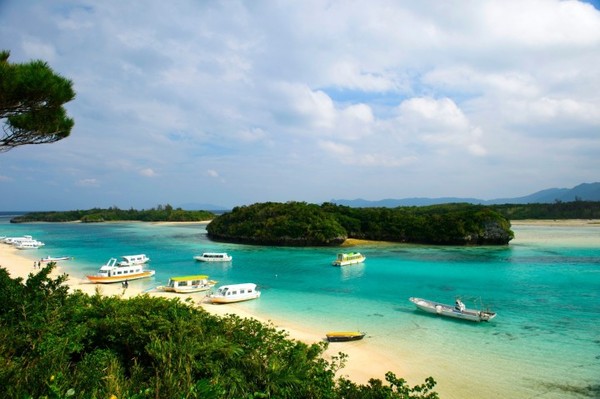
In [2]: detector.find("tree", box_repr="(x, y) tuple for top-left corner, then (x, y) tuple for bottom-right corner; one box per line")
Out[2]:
(0, 50), (75, 152)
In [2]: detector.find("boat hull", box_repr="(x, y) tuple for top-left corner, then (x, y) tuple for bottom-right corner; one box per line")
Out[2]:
(86, 270), (155, 284)
(209, 292), (261, 304)
(40, 256), (72, 262)
(332, 253), (366, 266)
(409, 297), (496, 322)
(326, 332), (366, 342)
(194, 253), (232, 262)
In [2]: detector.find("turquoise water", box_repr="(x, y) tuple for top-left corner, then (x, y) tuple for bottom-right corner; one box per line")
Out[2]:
(1, 217), (599, 398)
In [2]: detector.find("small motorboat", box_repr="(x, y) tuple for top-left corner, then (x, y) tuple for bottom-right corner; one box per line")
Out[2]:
(194, 252), (232, 262)
(156, 275), (217, 294)
(40, 256), (73, 263)
(208, 283), (260, 304)
(325, 331), (366, 342)
(332, 252), (366, 266)
(409, 297), (496, 322)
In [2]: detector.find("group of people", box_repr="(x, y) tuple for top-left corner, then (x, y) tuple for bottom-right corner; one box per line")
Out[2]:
(32, 260), (44, 269)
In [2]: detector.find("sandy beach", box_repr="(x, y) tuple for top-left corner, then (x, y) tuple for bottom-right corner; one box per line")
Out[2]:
(0, 242), (397, 386)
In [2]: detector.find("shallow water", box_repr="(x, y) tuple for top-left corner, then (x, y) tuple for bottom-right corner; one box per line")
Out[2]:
(2, 217), (599, 398)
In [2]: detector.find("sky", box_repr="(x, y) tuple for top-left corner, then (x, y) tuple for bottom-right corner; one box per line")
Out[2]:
(1, 0), (599, 211)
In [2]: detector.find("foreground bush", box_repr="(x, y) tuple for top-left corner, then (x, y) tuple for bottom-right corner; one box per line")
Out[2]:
(0, 264), (438, 399)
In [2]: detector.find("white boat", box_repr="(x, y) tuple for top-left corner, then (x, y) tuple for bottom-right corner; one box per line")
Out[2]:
(14, 239), (45, 249)
(208, 283), (261, 304)
(194, 252), (232, 262)
(409, 297), (497, 322)
(156, 275), (217, 294)
(117, 254), (150, 266)
(332, 252), (366, 266)
(3, 235), (34, 244)
(86, 258), (155, 284)
(40, 256), (72, 262)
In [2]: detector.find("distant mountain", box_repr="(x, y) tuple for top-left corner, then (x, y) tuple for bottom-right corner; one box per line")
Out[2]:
(331, 182), (600, 207)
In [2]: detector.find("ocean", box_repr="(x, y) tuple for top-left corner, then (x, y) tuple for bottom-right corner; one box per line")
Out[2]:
(1, 215), (599, 399)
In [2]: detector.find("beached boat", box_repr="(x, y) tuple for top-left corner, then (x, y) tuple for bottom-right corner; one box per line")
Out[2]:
(40, 256), (72, 262)
(3, 235), (33, 244)
(156, 275), (217, 293)
(332, 252), (366, 266)
(208, 283), (261, 304)
(325, 331), (366, 342)
(194, 252), (232, 262)
(409, 297), (496, 322)
(14, 239), (45, 249)
(86, 257), (156, 284)
(118, 254), (150, 266)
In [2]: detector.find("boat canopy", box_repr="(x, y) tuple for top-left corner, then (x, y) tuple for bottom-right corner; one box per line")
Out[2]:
(169, 275), (209, 282)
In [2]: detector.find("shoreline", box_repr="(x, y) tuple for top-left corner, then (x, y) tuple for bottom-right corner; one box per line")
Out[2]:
(0, 243), (400, 387)
(3, 219), (599, 398)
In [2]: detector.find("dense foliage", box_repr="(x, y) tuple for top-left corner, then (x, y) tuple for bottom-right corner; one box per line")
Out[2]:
(0, 264), (439, 399)
(0, 50), (75, 152)
(207, 202), (513, 246)
(207, 201), (348, 246)
(491, 201), (600, 220)
(10, 204), (215, 223)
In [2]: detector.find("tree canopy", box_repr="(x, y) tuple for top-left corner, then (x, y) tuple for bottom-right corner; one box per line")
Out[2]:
(0, 50), (75, 152)
(207, 202), (514, 246)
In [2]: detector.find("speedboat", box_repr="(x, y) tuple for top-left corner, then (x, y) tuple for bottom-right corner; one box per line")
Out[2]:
(208, 283), (260, 304)
(332, 252), (366, 266)
(325, 331), (366, 342)
(409, 297), (496, 322)
(194, 252), (232, 262)
(40, 256), (72, 262)
(86, 258), (155, 284)
(156, 275), (217, 293)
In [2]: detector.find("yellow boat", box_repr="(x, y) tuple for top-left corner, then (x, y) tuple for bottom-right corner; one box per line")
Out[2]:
(325, 331), (366, 342)
(157, 275), (217, 293)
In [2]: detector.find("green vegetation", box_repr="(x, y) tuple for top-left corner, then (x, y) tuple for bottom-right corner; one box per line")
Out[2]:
(207, 201), (347, 246)
(207, 202), (513, 246)
(491, 201), (600, 220)
(0, 264), (439, 399)
(0, 50), (75, 152)
(10, 204), (215, 223)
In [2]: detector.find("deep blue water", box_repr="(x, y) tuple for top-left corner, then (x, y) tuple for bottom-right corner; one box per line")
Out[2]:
(1, 217), (599, 398)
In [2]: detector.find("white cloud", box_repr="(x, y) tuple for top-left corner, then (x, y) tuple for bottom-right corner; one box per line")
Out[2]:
(206, 170), (220, 178)
(139, 168), (157, 177)
(76, 178), (99, 187)
(0, 0), (599, 209)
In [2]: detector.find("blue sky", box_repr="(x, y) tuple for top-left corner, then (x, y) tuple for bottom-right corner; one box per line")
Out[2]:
(1, 1), (599, 211)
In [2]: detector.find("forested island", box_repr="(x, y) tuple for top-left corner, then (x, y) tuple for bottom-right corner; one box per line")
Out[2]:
(10, 205), (215, 223)
(12, 200), (600, 247)
(207, 202), (514, 246)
